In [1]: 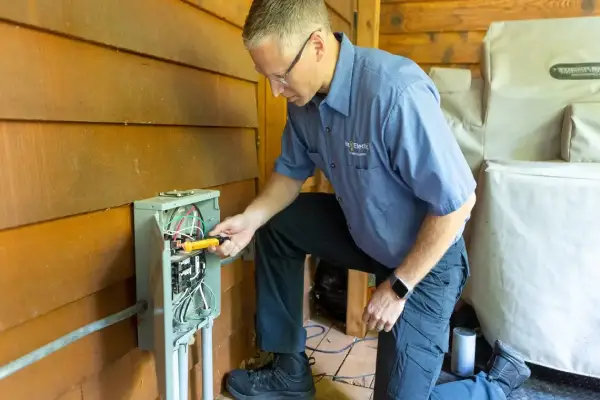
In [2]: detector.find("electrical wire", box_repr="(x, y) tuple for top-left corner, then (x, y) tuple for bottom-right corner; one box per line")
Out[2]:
(304, 324), (377, 354)
(200, 280), (215, 310)
(304, 323), (377, 384)
(166, 205), (205, 240)
(164, 216), (204, 239)
(173, 207), (195, 239)
(198, 281), (209, 311)
(164, 230), (195, 241)
(174, 277), (216, 325)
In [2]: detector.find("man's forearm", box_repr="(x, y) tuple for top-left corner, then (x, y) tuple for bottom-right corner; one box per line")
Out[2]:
(243, 172), (305, 228)
(394, 193), (476, 288)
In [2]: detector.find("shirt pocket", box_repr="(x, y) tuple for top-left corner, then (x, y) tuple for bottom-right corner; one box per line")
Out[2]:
(344, 148), (374, 170)
(346, 152), (391, 214)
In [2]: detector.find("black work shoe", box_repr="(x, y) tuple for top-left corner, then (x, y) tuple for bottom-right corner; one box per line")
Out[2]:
(226, 352), (316, 399)
(485, 340), (531, 396)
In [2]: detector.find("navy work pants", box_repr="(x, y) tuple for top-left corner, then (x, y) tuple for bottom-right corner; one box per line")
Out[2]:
(254, 193), (505, 400)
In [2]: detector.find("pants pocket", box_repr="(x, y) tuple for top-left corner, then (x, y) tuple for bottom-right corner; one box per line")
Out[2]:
(387, 342), (442, 400)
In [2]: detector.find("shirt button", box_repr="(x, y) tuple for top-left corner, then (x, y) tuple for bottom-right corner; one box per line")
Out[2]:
(337, 196), (342, 203)
(325, 127), (331, 133)
(330, 162), (335, 168)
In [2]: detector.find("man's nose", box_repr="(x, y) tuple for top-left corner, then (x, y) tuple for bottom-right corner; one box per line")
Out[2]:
(269, 78), (285, 97)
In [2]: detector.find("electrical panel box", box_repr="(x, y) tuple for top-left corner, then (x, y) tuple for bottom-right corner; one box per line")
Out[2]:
(133, 189), (221, 399)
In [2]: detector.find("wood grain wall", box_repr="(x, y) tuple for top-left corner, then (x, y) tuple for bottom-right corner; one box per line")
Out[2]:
(0, 1), (260, 399)
(378, 0), (600, 77)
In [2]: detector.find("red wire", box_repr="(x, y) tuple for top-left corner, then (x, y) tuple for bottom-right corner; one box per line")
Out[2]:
(173, 207), (194, 240)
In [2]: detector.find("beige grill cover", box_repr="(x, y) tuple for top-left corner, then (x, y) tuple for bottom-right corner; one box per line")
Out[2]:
(482, 17), (600, 161)
(463, 160), (600, 378)
(428, 67), (472, 93)
(561, 103), (600, 162)
(429, 69), (485, 177)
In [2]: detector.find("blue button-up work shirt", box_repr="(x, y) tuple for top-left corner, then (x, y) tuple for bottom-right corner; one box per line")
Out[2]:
(273, 33), (476, 269)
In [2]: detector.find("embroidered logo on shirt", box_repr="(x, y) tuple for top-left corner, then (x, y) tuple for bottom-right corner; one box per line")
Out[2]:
(345, 140), (369, 156)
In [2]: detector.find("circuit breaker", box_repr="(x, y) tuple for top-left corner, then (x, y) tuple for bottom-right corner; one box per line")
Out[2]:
(133, 189), (222, 400)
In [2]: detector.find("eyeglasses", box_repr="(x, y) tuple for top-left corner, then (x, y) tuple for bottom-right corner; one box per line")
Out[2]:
(269, 28), (322, 86)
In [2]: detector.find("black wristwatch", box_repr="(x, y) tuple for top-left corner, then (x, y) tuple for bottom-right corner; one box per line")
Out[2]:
(387, 273), (413, 300)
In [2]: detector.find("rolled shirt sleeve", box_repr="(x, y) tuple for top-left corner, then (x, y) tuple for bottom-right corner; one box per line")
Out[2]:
(273, 114), (316, 181)
(385, 80), (476, 216)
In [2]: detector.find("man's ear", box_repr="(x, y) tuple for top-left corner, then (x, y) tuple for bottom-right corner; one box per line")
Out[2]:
(313, 33), (326, 62)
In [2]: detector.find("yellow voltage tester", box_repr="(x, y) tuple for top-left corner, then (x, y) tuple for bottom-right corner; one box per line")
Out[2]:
(180, 236), (229, 253)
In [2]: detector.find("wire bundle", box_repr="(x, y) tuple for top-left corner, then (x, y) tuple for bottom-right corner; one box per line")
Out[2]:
(163, 204), (206, 241)
(173, 279), (215, 327)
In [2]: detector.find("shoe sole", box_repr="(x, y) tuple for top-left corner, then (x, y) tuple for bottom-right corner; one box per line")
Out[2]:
(226, 384), (316, 400)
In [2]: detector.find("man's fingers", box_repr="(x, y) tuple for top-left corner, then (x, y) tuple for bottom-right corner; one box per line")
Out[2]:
(220, 240), (235, 256)
(362, 307), (370, 323)
(367, 315), (380, 332)
(208, 223), (225, 237)
(384, 321), (394, 332)
(229, 243), (241, 258)
(208, 216), (234, 236)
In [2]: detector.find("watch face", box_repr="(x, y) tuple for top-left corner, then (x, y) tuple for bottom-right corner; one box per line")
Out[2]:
(392, 279), (410, 298)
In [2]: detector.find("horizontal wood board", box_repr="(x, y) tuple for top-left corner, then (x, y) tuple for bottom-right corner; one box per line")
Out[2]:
(0, 22), (257, 127)
(380, 0), (600, 33)
(380, 31), (484, 64)
(0, 0), (257, 82)
(0, 124), (258, 230)
(183, 0), (252, 29)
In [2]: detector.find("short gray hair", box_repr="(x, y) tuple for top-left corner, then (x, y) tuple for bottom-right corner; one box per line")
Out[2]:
(243, 0), (331, 55)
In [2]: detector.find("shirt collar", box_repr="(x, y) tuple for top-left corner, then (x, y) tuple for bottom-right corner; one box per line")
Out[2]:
(312, 32), (354, 116)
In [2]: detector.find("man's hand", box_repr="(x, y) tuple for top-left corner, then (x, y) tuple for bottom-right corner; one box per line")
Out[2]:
(362, 279), (406, 333)
(206, 213), (260, 258)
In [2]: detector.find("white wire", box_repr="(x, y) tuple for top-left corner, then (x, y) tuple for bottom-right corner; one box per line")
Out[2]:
(164, 230), (194, 240)
(198, 280), (209, 311)
(179, 224), (204, 238)
(162, 212), (205, 240)
(201, 280), (215, 310)
(173, 288), (190, 306)
(190, 261), (202, 280)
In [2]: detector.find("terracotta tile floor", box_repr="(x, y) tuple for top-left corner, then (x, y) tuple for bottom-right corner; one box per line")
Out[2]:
(307, 316), (377, 399)
(219, 315), (378, 399)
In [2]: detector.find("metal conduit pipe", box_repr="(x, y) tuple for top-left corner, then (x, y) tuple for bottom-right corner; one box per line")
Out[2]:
(201, 319), (214, 400)
(0, 300), (147, 381)
(0, 255), (240, 390)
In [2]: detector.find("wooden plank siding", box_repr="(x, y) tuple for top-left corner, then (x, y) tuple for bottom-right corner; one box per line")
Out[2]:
(379, 0), (600, 75)
(0, 23), (257, 127)
(0, 1), (260, 400)
(0, 0), (257, 82)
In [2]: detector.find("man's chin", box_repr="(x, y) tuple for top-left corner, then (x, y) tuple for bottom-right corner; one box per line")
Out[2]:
(288, 95), (305, 106)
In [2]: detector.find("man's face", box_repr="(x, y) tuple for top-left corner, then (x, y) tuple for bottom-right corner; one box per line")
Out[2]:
(249, 31), (323, 107)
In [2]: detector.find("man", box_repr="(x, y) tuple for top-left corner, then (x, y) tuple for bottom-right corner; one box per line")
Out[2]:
(208, 0), (531, 399)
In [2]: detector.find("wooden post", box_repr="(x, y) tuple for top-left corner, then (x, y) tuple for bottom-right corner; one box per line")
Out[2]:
(345, 0), (381, 338)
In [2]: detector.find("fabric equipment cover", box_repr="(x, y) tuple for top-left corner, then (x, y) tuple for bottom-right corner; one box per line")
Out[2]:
(462, 160), (600, 379)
